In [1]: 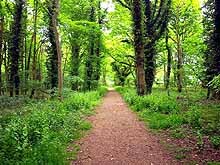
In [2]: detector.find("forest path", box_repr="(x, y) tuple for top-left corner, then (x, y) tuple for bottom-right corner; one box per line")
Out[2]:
(72, 90), (177, 165)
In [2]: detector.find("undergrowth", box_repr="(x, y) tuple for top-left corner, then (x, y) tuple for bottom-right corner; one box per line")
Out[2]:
(0, 87), (107, 165)
(116, 87), (220, 150)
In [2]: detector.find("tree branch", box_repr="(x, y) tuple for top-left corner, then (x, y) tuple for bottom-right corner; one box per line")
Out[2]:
(115, 0), (131, 10)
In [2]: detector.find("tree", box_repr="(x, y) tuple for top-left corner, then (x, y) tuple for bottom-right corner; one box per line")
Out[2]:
(143, 0), (171, 94)
(204, 0), (220, 99)
(111, 61), (132, 86)
(46, 0), (63, 98)
(83, 0), (103, 91)
(165, 30), (172, 93)
(115, 0), (171, 95)
(132, 0), (146, 95)
(9, 0), (26, 96)
(115, 0), (146, 95)
(0, 4), (4, 95)
(84, 3), (96, 91)
(168, 0), (203, 92)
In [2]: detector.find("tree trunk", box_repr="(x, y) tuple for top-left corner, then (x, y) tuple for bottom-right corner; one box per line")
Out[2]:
(3, 41), (8, 94)
(93, 1), (102, 89)
(210, 0), (220, 99)
(144, 47), (156, 94)
(132, 0), (145, 96)
(165, 31), (172, 92)
(85, 39), (95, 91)
(0, 17), (4, 95)
(47, 0), (60, 90)
(84, 4), (96, 91)
(177, 38), (183, 93)
(30, 0), (38, 98)
(9, 0), (25, 96)
(52, 0), (63, 99)
(71, 43), (80, 90)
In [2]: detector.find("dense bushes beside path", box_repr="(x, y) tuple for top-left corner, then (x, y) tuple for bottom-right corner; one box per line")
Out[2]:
(116, 87), (220, 149)
(0, 87), (107, 165)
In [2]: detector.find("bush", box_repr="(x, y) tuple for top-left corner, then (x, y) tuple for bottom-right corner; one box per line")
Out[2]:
(117, 87), (179, 114)
(0, 96), (31, 109)
(117, 87), (184, 130)
(140, 110), (184, 129)
(0, 87), (107, 164)
(211, 136), (220, 149)
(184, 106), (202, 128)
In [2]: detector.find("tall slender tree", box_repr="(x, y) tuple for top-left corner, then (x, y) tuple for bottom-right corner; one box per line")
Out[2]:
(116, 0), (171, 95)
(47, 0), (63, 98)
(132, 0), (146, 95)
(84, 3), (96, 91)
(9, 0), (26, 96)
(165, 30), (172, 94)
(143, 0), (171, 94)
(0, 16), (4, 95)
(204, 0), (220, 99)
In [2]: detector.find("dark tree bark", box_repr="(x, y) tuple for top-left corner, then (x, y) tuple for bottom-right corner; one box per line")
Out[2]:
(165, 30), (172, 95)
(204, 0), (220, 99)
(9, 0), (25, 96)
(47, 0), (58, 89)
(70, 43), (80, 91)
(3, 41), (8, 94)
(211, 0), (220, 98)
(46, 0), (62, 99)
(132, 0), (145, 95)
(84, 4), (96, 91)
(116, 0), (171, 95)
(143, 0), (171, 94)
(93, 2), (102, 89)
(0, 17), (4, 95)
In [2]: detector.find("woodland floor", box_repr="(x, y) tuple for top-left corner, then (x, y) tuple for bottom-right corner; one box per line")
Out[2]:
(72, 90), (178, 165)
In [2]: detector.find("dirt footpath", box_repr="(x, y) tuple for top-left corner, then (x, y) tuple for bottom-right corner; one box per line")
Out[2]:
(72, 90), (177, 165)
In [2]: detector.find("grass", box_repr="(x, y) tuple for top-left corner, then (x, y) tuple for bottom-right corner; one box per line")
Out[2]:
(116, 86), (220, 162)
(0, 87), (107, 165)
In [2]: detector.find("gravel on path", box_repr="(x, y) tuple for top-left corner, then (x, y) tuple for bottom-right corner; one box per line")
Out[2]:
(72, 90), (178, 165)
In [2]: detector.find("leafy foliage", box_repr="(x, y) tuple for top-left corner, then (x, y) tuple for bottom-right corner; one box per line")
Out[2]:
(208, 75), (220, 93)
(0, 87), (107, 164)
(116, 86), (219, 146)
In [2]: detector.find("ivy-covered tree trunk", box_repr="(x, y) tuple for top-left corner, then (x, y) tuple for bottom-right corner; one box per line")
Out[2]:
(9, 0), (25, 96)
(93, 1), (103, 89)
(204, 0), (220, 99)
(3, 41), (8, 94)
(85, 38), (95, 91)
(47, 0), (62, 98)
(143, 0), (171, 94)
(144, 46), (156, 94)
(165, 31), (172, 93)
(211, 0), (220, 99)
(70, 43), (80, 91)
(84, 4), (96, 91)
(93, 33), (101, 89)
(0, 17), (4, 95)
(47, 0), (59, 89)
(132, 0), (145, 96)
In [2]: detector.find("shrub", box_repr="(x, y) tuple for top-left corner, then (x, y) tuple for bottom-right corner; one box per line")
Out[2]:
(117, 87), (179, 114)
(140, 110), (184, 129)
(184, 106), (202, 128)
(211, 136), (220, 149)
(0, 88), (107, 164)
